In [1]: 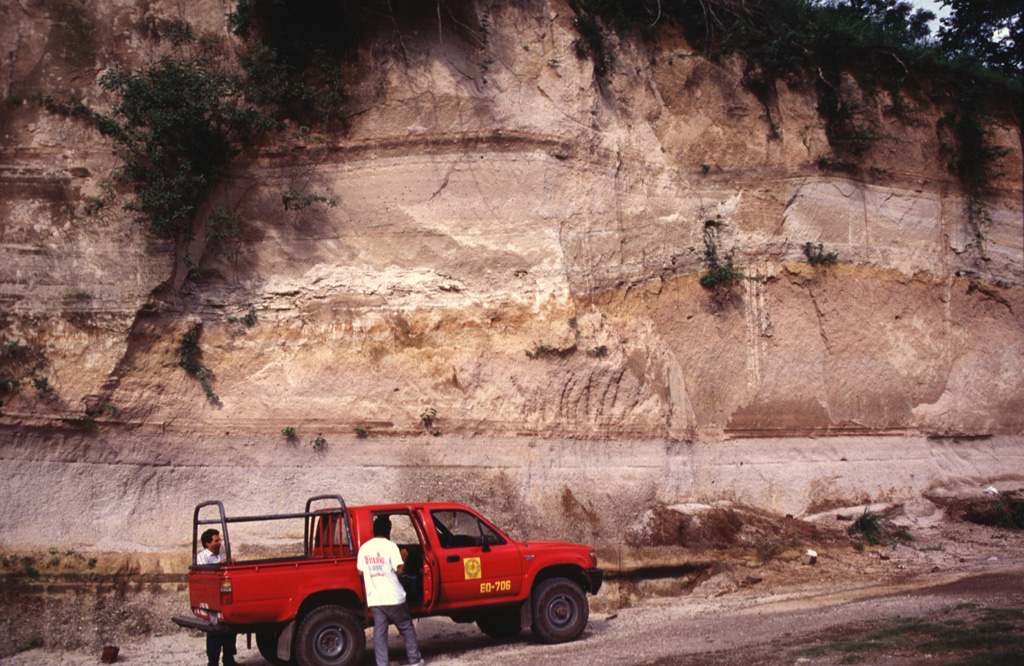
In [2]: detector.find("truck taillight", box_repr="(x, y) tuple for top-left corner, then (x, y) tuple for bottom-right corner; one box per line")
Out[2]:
(220, 578), (233, 606)
(589, 550), (597, 567)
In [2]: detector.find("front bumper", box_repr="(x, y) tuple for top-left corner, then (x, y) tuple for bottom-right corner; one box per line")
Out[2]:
(585, 567), (604, 595)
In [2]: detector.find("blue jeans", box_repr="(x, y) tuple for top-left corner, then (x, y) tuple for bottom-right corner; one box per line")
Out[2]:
(206, 632), (236, 666)
(371, 604), (422, 666)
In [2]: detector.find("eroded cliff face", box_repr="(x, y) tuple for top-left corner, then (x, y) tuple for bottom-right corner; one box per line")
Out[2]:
(1, 1), (1022, 552)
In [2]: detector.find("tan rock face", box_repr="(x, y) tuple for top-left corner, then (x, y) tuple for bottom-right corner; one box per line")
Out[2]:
(0, 1), (1021, 551)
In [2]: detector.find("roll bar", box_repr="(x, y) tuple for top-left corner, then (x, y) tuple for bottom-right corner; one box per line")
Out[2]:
(191, 494), (353, 565)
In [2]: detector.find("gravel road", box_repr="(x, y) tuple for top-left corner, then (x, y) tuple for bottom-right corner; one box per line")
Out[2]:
(5, 517), (1022, 666)
(4, 565), (1022, 666)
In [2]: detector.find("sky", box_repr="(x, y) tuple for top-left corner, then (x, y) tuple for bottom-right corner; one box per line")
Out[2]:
(913, 0), (950, 18)
(907, 0), (950, 34)
(911, 0), (947, 15)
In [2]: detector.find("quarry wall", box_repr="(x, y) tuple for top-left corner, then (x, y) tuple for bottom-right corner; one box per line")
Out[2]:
(0, 0), (1021, 559)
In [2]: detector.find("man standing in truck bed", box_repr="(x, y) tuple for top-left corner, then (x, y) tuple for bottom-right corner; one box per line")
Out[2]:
(357, 516), (425, 666)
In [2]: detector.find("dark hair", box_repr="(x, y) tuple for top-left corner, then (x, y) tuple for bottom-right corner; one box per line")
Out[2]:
(201, 529), (219, 547)
(372, 515), (392, 538)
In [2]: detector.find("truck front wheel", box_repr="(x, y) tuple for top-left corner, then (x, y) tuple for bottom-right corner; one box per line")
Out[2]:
(295, 605), (365, 666)
(530, 577), (589, 643)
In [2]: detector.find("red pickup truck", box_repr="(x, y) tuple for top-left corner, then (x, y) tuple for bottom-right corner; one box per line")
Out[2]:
(172, 495), (603, 666)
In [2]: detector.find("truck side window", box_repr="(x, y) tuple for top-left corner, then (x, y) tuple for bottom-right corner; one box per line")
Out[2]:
(431, 510), (504, 549)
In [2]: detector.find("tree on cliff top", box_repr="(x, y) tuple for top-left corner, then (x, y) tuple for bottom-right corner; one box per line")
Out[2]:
(938, 0), (1021, 77)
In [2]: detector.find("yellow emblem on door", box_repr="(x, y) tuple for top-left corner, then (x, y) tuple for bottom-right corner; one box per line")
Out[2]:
(463, 557), (482, 580)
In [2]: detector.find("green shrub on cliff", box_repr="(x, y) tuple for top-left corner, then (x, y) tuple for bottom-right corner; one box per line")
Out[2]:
(227, 0), (364, 129)
(93, 55), (271, 242)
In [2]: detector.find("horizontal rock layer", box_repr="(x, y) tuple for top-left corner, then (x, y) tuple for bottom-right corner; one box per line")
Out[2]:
(2, 429), (1022, 550)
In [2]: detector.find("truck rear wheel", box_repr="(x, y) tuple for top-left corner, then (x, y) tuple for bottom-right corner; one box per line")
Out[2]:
(530, 577), (589, 643)
(295, 605), (365, 666)
(256, 631), (293, 666)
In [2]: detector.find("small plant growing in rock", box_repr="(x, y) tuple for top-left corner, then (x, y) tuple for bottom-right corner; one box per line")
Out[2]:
(312, 434), (327, 451)
(69, 402), (120, 431)
(699, 219), (762, 289)
(229, 305), (258, 327)
(62, 291), (93, 305)
(83, 196), (103, 215)
(851, 509), (882, 544)
(178, 323), (219, 406)
(849, 508), (912, 545)
(353, 426), (367, 438)
(30, 375), (53, 394)
(525, 344), (554, 359)
(587, 345), (609, 358)
(1, 343), (54, 399)
(803, 242), (839, 267)
(420, 407), (437, 428)
(21, 560), (39, 579)
(998, 499), (1024, 530)
(281, 426), (296, 438)
(70, 412), (99, 430)
(282, 189), (338, 210)
(700, 235), (745, 287)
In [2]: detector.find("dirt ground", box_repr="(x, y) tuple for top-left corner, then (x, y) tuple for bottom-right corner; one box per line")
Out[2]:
(3, 500), (1023, 666)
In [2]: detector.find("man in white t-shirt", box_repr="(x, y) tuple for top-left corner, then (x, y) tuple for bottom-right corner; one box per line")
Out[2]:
(357, 516), (425, 666)
(196, 529), (237, 666)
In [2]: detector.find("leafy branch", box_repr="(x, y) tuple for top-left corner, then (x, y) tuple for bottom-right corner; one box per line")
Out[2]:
(178, 323), (220, 405)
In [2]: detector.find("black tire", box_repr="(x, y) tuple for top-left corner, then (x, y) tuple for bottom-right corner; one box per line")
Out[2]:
(530, 577), (589, 644)
(256, 631), (293, 666)
(477, 608), (522, 639)
(294, 605), (365, 666)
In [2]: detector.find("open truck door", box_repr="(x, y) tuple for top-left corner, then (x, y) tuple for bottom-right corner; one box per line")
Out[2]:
(413, 507), (440, 611)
